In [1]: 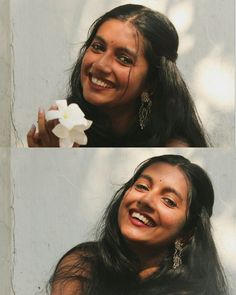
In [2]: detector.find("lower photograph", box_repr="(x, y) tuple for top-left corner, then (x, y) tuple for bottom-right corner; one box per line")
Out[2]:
(9, 148), (236, 294)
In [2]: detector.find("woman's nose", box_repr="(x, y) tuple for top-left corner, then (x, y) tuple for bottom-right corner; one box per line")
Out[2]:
(92, 53), (112, 75)
(137, 192), (156, 212)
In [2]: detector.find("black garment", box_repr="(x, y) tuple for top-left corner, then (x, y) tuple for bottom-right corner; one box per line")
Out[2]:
(52, 242), (218, 295)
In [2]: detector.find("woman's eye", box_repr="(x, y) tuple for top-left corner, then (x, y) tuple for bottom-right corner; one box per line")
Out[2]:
(90, 42), (105, 52)
(118, 55), (133, 65)
(134, 184), (149, 191)
(163, 198), (177, 208)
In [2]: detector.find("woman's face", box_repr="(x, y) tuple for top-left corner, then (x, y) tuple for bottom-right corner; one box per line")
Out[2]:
(80, 19), (149, 111)
(118, 163), (189, 250)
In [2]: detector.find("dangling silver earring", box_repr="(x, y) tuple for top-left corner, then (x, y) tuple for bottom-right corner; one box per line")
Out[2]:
(139, 92), (152, 130)
(173, 239), (183, 269)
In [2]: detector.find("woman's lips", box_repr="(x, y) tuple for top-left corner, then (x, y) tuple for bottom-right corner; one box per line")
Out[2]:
(128, 209), (156, 227)
(88, 73), (115, 90)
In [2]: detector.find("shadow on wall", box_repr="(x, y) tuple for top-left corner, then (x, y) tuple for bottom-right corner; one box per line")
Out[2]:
(163, 0), (234, 146)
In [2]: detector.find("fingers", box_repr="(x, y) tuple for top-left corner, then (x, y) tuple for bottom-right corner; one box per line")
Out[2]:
(37, 107), (50, 145)
(46, 117), (58, 133)
(73, 143), (80, 147)
(46, 104), (59, 130)
(49, 104), (58, 111)
(28, 104), (60, 147)
(27, 124), (40, 147)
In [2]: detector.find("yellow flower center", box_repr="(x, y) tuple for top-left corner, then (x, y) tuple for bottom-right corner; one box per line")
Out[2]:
(63, 112), (68, 120)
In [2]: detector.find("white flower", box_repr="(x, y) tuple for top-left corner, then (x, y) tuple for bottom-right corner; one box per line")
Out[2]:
(46, 100), (92, 147)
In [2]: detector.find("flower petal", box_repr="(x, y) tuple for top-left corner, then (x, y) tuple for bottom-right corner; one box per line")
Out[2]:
(59, 105), (85, 128)
(59, 117), (78, 130)
(46, 110), (61, 121)
(72, 132), (88, 145)
(70, 127), (88, 145)
(56, 100), (68, 113)
(52, 124), (69, 138)
(74, 136), (88, 145)
(83, 120), (93, 130)
(59, 137), (74, 148)
(68, 103), (85, 119)
(70, 119), (93, 130)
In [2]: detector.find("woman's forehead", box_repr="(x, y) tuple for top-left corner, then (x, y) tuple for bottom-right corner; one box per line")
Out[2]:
(95, 19), (146, 55)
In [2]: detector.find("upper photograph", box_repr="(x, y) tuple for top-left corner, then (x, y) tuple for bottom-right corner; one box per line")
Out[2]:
(9, 0), (234, 147)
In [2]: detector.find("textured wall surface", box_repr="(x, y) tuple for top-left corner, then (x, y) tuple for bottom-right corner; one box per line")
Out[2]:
(10, 0), (234, 147)
(0, 0), (11, 147)
(11, 148), (236, 294)
(0, 149), (11, 295)
(0, 0), (12, 292)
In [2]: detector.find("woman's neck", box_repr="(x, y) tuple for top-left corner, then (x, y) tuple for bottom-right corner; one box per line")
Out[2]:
(138, 250), (166, 279)
(100, 103), (137, 136)
(127, 242), (167, 279)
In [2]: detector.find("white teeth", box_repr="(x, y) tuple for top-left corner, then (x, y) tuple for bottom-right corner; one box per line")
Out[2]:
(91, 76), (110, 88)
(131, 212), (153, 226)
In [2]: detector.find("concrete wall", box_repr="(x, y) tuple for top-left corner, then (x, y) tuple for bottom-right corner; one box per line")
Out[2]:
(10, 0), (235, 147)
(0, 0), (11, 147)
(11, 148), (236, 295)
(0, 1), (12, 294)
(0, 149), (12, 295)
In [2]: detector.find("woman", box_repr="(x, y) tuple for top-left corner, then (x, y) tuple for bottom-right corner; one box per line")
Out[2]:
(49, 155), (228, 294)
(28, 4), (208, 147)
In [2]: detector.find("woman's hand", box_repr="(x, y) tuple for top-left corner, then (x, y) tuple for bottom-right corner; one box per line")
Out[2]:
(27, 106), (59, 147)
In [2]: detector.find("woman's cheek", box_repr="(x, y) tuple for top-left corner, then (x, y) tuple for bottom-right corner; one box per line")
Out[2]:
(159, 208), (186, 229)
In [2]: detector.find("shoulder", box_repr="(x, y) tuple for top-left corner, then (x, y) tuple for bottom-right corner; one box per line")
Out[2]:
(55, 241), (98, 274)
(55, 241), (98, 268)
(63, 241), (98, 256)
(50, 242), (97, 295)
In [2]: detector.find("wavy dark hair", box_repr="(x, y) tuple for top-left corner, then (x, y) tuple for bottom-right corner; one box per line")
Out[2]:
(67, 4), (209, 147)
(49, 155), (228, 295)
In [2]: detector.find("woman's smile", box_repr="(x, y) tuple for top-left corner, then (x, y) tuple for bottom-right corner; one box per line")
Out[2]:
(89, 72), (115, 89)
(129, 209), (156, 227)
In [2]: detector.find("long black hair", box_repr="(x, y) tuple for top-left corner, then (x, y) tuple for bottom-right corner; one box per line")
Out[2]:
(49, 155), (228, 294)
(67, 4), (209, 147)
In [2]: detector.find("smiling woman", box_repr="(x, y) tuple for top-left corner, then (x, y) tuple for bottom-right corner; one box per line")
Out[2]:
(49, 155), (228, 295)
(27, 4), (209, 147)
(80, 20), (148, 112)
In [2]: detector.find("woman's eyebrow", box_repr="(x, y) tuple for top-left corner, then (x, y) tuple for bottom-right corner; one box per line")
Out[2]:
(93, 35), (105, 43)
(138, 174), (153, 184)
(94, 35), (137, 58)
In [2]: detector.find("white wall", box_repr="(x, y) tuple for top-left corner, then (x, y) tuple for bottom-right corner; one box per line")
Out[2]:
(10, 0), (235, 147)
(0, 1), (12, 294)
(0, 148), (12, 295)
(11, 148), (236, 295)
(0, 0), (11, 147)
